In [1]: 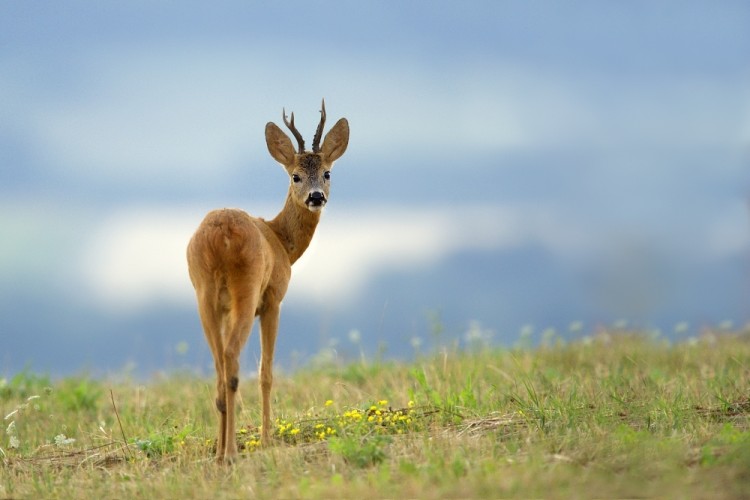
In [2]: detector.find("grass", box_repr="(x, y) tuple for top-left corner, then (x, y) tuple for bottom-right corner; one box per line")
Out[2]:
(1, 330), (749, 498)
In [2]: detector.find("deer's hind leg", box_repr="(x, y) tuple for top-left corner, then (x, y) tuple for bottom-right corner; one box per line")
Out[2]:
(221, 281), (260, 463)
(194, 286), (228, 462)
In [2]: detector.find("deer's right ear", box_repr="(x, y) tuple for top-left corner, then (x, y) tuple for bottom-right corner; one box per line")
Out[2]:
(265, 122), (296, 166)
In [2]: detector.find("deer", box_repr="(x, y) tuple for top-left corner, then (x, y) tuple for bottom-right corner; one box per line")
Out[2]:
(187, 100), (349, 463)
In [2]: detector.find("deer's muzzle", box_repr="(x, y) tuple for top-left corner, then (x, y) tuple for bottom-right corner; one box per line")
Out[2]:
(306, 191), (327, 209)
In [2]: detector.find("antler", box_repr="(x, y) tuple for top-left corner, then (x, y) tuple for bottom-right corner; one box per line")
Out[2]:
(312, 99), (327, 153)
(282, 108), (305, 153)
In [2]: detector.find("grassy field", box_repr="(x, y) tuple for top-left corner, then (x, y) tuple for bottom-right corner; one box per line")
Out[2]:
(1, 331), (749, 498)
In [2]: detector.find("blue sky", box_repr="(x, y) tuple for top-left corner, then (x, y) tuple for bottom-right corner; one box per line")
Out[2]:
(1, 1), (749, 375)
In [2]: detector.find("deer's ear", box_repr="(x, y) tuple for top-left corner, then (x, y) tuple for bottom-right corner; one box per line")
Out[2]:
(265, 122), (296, 166)
(321, 118), (349, 163)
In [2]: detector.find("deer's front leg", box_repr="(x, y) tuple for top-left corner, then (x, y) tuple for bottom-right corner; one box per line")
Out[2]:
(259, 303), (280, 445)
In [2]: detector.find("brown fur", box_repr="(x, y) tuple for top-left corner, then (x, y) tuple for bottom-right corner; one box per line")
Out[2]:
(187, 104), (349, 464)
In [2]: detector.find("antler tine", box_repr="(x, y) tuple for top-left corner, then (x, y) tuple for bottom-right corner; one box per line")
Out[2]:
(312, 98), (327, 153)
(282, 108), (305, 153)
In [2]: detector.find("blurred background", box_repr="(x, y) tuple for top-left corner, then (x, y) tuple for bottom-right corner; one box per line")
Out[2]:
(1, 1), (748, 378)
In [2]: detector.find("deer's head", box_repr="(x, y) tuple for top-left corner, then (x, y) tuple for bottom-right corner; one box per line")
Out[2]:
(265, 100), (349, 213)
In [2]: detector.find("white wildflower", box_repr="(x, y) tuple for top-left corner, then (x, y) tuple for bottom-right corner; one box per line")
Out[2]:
(54, 434), (76, 446)
(465, 320), (493, 347)
(568, 321), (584, 332)
(674, 322), (689, 334)
(6, 421), (19, 449)
(348, 329), (361, 344)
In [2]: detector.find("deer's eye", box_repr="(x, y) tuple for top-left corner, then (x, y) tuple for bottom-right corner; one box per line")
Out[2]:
(292, 174), (301, 183)
(323, 171), (331, 180)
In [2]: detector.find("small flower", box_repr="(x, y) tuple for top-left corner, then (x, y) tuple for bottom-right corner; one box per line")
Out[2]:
(568, 321), (584, 332)
(54, 434), (76, 446)
(325, 400), (333, 407)
(378, 400), (388, 406)
(408, 400), (415, 408)
(243, 438), (261, 452)
(289, 428), (300, 436)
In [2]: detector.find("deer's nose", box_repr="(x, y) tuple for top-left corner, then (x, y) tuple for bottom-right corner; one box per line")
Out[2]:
(306, 191), (327, 207)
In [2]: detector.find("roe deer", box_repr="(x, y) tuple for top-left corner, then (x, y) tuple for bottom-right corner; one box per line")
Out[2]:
(187, 100), (349, 463)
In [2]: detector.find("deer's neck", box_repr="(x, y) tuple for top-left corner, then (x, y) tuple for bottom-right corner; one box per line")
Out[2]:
(266, 192), (321, 264)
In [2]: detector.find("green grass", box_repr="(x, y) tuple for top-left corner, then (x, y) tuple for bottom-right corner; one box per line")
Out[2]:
(1, 331), (749, 498)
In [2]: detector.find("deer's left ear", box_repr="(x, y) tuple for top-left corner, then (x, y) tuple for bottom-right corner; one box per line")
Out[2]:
(321, 118), (349, 163)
